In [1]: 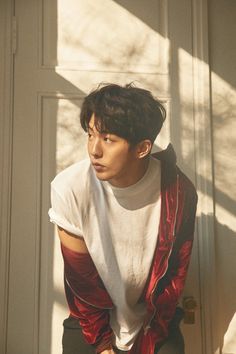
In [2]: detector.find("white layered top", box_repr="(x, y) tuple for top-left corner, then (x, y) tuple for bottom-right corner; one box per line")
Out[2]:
(49, 157), (161, 350)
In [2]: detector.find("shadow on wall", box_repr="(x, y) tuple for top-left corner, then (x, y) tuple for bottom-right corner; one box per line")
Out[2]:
(216, 220), (236, 353)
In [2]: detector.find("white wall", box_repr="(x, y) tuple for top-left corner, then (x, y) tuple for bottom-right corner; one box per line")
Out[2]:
(209, 0), (236, 352)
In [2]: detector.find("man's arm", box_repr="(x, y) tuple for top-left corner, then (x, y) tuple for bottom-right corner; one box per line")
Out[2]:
(57, 227), (115, 354)
(152, 188), (198, 329)
(57, 226), (89, 253)
(128, 191), (198, 354)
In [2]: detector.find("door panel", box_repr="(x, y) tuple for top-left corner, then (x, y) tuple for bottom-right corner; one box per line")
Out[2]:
(9, 1), (202, 353)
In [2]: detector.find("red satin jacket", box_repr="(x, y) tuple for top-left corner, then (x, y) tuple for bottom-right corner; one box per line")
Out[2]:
(61, 144), (198, 354)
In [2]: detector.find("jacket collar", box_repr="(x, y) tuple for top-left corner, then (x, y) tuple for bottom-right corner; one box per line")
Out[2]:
(151, 143), (177, 166)
(152, 144), (178, 190)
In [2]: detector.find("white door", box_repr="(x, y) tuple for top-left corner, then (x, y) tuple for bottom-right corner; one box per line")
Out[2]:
(8, 1), (203, 353)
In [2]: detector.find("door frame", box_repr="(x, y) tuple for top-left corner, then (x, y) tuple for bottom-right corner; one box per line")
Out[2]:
(191, 0), (219, 353)
(0, 0), (14, 352)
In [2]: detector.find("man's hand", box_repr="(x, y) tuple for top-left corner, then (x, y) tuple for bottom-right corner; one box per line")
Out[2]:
(99, 349), (116, 354)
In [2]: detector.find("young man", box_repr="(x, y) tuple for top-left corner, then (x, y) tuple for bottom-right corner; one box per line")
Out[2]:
(48, 83), (198, 354)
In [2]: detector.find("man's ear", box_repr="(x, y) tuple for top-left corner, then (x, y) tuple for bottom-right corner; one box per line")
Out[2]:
(136, 140), (152, 159)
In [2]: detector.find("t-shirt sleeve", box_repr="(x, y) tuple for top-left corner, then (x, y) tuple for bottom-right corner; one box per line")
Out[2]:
(48, 183), (83, 237)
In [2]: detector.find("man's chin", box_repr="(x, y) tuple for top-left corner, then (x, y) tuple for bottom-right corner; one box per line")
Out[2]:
(94, 171), (109, 181)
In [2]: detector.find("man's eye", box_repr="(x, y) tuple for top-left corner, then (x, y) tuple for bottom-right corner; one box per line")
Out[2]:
(104, 137), (112, 143)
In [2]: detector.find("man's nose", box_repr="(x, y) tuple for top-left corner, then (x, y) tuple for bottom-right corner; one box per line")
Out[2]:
(90, 138), (103, 158)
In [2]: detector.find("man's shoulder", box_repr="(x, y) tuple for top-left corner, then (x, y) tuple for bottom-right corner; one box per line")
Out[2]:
(175, 167), (198, 216)
(177, 167), (198, 200)
(51, 158), (91, 196)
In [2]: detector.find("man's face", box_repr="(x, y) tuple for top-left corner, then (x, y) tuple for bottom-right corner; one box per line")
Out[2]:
(87, 114), (138, 187)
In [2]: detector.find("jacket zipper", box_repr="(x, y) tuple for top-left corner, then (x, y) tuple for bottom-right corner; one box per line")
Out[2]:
(65, 277), (114, 310)
(144, 174), (179, 334)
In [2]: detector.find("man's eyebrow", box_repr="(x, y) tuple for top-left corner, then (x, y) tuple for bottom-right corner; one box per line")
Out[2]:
(100, 130), (110, 134)
(88, 125), (110, 135)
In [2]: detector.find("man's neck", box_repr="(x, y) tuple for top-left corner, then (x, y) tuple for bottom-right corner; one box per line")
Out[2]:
(109, 157), (150, 188)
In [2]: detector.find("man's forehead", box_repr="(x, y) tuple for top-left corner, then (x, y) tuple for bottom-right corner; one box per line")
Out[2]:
(88, 114), (109, 134)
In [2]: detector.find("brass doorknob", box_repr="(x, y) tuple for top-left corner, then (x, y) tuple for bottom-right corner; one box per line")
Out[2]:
(182, 296), (197, 324)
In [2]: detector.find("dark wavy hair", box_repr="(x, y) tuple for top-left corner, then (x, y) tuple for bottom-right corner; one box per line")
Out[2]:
(80, 83), (166, 145)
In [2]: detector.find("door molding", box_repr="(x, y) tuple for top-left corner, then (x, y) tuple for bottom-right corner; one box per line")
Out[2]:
(192, 1), (219, 353)
(0, 0), (14, 352)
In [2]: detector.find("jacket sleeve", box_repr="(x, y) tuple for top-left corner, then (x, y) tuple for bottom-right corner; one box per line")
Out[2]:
(152, 187), (198, 331)
(61, 243), (114, 353)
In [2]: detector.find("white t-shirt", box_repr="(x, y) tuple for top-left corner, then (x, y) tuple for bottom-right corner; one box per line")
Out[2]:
(49, 156), (161, 350)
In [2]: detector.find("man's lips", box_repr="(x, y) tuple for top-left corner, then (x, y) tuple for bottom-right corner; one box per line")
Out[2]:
(92, 162), (104, 167)
(92, 162), (106, 171)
